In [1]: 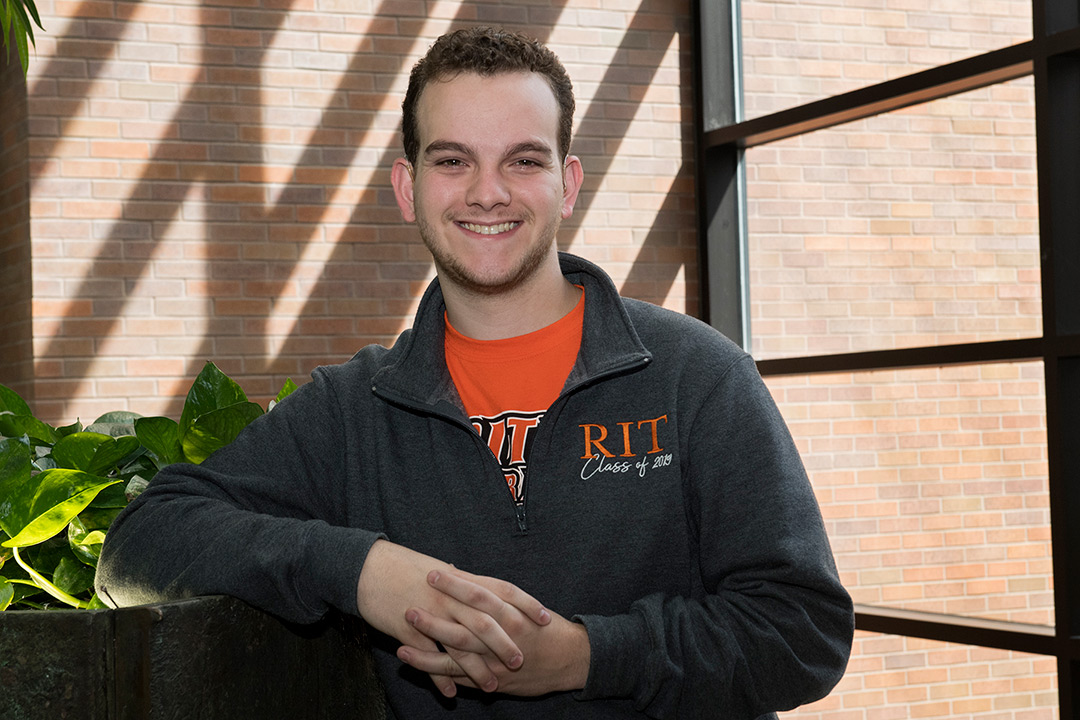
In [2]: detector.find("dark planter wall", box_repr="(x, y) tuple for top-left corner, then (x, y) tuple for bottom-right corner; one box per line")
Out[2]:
(0, 595), (386, 719)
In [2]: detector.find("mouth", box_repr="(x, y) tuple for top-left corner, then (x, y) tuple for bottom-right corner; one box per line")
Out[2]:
(457, 221), (521, 235)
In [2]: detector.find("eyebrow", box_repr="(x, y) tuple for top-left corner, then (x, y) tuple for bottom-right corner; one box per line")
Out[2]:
(422, 140), (474, 159)
(421, 140), (555, 162)
(505, 142), (554, 161)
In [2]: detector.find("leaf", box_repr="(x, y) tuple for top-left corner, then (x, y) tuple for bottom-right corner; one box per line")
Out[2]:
(269, 378), (299, 411)
(181, 401), (263, 464)
(56, 420), (84, 438)
(20, 0), (43, 30)
(9, 0), (33, 76)
(0, 413), (59, 445)
(134, 415), (182, 467)
(89, 436), (140, 475)
(0, 577), (13, 610)
(51, 432), (112, 471)
(0, 436), (33, 527)
(53, 554), (95, 595)
(87, 593), (108, 609)
(86, 482), (128, 509)
(5, 0), (45, 76)
(0, 468), (121, 547)
(51, 433), (141, 477)
(0, 384), (32, 416)
(68, 515), (105, 566)
(124, 475), (150, 501)
(86, 410), (140, 438)
(179, 362), (251, 437)
(75, 506), (121, 530)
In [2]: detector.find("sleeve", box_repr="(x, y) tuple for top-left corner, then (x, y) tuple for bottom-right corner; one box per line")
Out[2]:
(574, 354), (854, 718)
(95, 366), (383, 624)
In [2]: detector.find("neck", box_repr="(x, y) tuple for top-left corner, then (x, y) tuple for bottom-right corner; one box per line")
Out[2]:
(442, 257), (580, 341)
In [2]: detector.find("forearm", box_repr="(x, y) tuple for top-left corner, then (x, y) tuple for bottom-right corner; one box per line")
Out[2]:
(97, 467), (379, 623)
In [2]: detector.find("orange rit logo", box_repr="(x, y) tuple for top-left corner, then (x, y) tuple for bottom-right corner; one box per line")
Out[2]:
(578, 415), (668, 459)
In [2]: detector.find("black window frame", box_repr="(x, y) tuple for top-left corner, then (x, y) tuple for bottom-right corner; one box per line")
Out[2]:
(694, 0), (1080, 713)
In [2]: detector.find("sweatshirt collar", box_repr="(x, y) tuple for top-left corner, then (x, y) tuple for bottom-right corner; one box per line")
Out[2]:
(371, 253), (652, 412)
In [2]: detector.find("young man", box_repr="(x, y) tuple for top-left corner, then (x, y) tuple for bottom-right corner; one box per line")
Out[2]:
(98, 27), (853, 718)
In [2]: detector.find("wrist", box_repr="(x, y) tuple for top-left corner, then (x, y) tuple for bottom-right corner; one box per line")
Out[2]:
(563, 620), (591, 691)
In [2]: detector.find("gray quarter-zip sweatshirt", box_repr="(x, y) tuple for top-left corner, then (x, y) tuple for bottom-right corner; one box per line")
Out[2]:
(97, 253), (853, 719)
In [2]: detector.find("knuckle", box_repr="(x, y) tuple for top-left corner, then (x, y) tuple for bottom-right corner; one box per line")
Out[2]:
(471, 614), (496, 636)
(465, 585), (491, 606)
(449, 627), (473, 649)
(493, 579), (515, 600)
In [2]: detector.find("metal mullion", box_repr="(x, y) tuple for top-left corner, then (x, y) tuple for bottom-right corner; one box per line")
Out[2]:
(704, 42), (1034, 150)
(696, 0), (749, 347)
(755, 338), (1045, 378)
(853, 604), (1058, 657)
(1033, 0), (1080, 711)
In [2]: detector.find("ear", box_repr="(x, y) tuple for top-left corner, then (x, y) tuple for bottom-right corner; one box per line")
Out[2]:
(561, 155), (584, 220)
(391, 158), (417, 223)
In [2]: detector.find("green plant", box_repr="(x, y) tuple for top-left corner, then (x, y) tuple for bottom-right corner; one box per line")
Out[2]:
(0, 362), (297, 611)
(1, 0), (44, 76)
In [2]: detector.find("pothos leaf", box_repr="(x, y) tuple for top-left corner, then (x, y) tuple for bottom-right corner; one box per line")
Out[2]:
(86, 411), (139, 438)
(181, 402), (263, 464)
(51, 432), (112, 471)
(0, 577), (13, 611)
(0, 468), (121, 547)
(68, 515), (106, 566)
(0, 436), (33, 529)
(134, 415), (182, 467)
(53, 554), (95, 595)
(0, 413), (59, 445)
(0, 384), (32, 417)
(179, 362), (251, 438)
(269, 378), (299, 411)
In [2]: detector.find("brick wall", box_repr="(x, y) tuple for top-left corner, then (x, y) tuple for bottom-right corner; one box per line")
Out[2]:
(6, 0), (696, 425)
(740, 1), (1056, 717)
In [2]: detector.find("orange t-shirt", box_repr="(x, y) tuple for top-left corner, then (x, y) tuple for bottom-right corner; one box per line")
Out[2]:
(445, 289), (584, 504)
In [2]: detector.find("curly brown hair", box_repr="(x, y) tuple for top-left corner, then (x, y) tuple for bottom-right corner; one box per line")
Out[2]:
(401, 26), (575, 165)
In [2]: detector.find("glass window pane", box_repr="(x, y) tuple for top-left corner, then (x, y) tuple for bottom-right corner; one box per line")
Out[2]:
(781, 632), (1058, 719)
(741, 0), (1034, 120)
(765, 362), (1052, 626)
(746, 78), (1039, 360)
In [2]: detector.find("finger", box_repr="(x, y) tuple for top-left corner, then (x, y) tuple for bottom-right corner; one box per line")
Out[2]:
(398, 645), (499, 694)
(417, 577), (527, 669)
(405, 608), (493, 655)
(427, 570), (506, 615)
(432, 674), (458, 698)
(444, 569), (552, 626)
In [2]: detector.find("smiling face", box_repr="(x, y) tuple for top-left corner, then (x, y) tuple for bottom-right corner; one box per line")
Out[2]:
(392, 71), (583, 299)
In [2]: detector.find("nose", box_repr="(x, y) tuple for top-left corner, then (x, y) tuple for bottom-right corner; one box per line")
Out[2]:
(465, 165), (511, 210)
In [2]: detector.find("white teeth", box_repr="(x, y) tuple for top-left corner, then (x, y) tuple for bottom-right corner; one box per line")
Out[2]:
(460, 222), (518, 235)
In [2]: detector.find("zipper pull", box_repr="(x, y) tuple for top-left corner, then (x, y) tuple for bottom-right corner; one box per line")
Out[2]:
(514, 504), (528, 533)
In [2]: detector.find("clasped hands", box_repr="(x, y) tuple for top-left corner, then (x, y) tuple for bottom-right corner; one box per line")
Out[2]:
(356, 540), (590, 698)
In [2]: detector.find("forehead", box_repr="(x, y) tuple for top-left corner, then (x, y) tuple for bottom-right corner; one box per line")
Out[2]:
(414, 72), (561, 154)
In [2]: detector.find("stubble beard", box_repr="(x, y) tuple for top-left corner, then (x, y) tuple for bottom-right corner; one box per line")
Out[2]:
(417, 213), (562, 298)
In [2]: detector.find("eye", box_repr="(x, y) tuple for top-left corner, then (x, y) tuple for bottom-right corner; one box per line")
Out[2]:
(436, 158), (465, 167)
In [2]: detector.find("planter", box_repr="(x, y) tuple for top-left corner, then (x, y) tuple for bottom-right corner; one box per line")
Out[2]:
(0, 595), (387, 719)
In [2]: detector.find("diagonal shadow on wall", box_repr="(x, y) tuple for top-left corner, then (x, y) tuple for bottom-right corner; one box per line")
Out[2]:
(33, 1), (527, 405)
(32, 0), (695, 416)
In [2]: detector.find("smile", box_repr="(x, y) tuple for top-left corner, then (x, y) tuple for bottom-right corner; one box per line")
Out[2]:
(458, 221), (521, 235)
